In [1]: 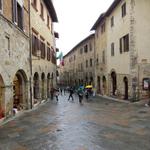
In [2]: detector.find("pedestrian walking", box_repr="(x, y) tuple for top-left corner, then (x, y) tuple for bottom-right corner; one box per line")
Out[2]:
(77, 88), (84, 104)
(55, 89), (59, 101)
(68, 87), (74, 101)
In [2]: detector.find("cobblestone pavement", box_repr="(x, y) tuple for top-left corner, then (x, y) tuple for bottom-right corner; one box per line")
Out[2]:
(0, 93), (150, 150)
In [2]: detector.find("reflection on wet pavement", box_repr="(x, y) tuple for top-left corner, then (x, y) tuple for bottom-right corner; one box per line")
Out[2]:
(0, 93), (150, 150)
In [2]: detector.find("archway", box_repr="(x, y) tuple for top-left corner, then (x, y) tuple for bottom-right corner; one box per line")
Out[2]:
(102, 76), (107, 95)
(97, 76), (101, 94)
(124, 77), (128, 100)
(0, 75), (5, 119)
(47, 73), (50, 98)
(41, 73), (45, 99)
(111, 71), (117, 95)
(33, 72), (39, 99)
(13, 70), (27, 111)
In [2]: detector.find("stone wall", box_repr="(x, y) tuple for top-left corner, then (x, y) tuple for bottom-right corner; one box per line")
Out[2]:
(0, 14), (30, 117)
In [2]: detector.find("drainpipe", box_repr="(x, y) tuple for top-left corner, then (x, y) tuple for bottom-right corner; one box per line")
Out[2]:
(28, 0), (33, 109)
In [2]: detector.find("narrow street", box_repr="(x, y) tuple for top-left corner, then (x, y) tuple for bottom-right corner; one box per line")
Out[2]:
(0, 93), (150, 150)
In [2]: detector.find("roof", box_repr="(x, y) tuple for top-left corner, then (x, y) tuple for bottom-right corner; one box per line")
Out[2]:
(91, 0), (121, 30)
(43, 0), (58, 22)
(64, 33), (95, 58)
(91, 13), (105, 30)
(106, 0), (121, 16)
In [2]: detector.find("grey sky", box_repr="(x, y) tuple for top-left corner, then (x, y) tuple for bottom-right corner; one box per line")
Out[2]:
(53, 0), (114, 55)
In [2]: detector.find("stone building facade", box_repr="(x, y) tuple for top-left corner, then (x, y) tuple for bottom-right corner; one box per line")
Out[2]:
(0, 0), (30, 120)
(91, 0), (150, 101)
(91, 14), (108, 95)
(0, 0), (58, 122)
(60, 0), (150, 102)
(30, 0), (58, 106)
(61, 34), (95, 87)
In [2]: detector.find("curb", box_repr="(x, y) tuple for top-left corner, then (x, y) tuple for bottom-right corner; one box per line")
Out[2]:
(0, 100), (49, 127)
(96, 94), (149, 106)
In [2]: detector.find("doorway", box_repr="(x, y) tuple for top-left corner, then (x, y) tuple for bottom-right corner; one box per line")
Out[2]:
(0, 75), (5, 119)
(33, 72), (40, 99)
(13, 70), (27, 111)
(111, 72), (117, 95)
(124, 77), (128, 100)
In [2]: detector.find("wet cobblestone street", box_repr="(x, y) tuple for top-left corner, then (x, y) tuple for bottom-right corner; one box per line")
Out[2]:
(0, 93), (150, 150)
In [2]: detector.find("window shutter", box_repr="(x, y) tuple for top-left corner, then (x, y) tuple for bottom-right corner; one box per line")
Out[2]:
(12, 0), (17, 23)
(120, 38), (122, 53)
(126, 34), (129, 52)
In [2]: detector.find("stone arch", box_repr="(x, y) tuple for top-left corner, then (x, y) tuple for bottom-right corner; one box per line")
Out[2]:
(97, 76), (101, 94)
(123, 77), (128, 100)
(13, 70), (28, 111)
(102, 76), (107, 95)
(47, 73), (51, 98)
(41, 72), (45, 99)
(111, 71), (117, 96)
(0, 75), (5, 119)
(33, 72), (40, 99)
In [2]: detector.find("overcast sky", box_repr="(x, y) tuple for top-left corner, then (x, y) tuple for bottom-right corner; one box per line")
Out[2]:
(53, 0), (114, 56)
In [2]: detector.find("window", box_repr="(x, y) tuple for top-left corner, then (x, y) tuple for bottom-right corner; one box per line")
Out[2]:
(90, 59), (93, 67)
(80, 48), (83, 54)
(17, 3), (23, 29)
(111, 16), (114, 27)
(143, 78), (150, 90)
(51, 50), (56, 64)
(12, 0), (24, 30)
(47, 47), (51, 61)
(0, 0), (2, 13)
(86, 60), (88, 68)
(74, 55), (76, 60)
(32, 34), (39, 56)
(84, 45), (88, 53)
(111, 43), (115, 56)
(40, 3), (44, 19)
(122, 3), (126, 17)
(5, 35), (10, 56)
(120, 34), (129, 53)
(40, 40), (45, 59)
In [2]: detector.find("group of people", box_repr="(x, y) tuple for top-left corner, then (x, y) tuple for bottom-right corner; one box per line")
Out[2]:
(50, 86), (94, 104)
